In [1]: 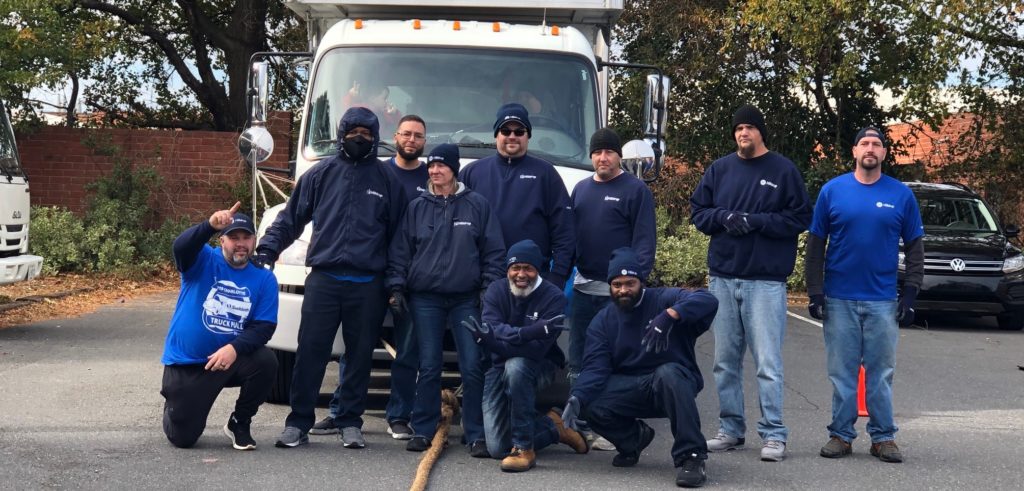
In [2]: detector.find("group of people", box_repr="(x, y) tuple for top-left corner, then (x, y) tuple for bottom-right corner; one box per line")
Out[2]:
(159, 100), (922, 488)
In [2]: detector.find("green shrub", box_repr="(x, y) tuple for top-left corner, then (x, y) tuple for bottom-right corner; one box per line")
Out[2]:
(29, 206), (88, 275)
(649, 208), (710, 287)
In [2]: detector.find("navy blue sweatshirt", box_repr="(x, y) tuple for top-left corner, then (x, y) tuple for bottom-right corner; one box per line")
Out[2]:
(480, 278), (567, 369)
(258, 109), (407, 275)
(459, 152), (575, 280)
(385, 157), (428, 199)
(690, 151), (811, 281)
(571, 172), (656, 281)
(571, 287), (718, 407)
(387, 183), (506, 293)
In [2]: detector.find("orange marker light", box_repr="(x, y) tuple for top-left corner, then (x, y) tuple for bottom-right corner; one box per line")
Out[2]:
(492, 22), (500, 32)
(453, 20), (461, 31)
(355, 19), (363, 29)
(552, 25), (560, 36)
(413, 19), (421, 29)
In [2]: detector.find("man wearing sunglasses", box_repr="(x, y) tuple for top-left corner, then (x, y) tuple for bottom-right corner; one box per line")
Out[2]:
(459, 103), (576, 291)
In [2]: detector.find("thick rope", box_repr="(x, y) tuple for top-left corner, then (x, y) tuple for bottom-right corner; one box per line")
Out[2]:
(410, 389), (461, 491)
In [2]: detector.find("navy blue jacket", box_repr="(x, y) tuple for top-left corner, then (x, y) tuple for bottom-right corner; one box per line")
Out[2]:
(479, 278), (567, 368)
(387, 183), (506, 294)
(571, 287), (718, 407)
(571, 172), (656, 281)
(459, 152), (575, 279)
(258, 108), (407, 274)
(385, 157), (428, 199)
(690, 151), (811, 281)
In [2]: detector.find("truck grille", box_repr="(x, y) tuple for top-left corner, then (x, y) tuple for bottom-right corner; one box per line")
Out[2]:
(5, 224), (22, 232)
(924, 258), (1003, 273)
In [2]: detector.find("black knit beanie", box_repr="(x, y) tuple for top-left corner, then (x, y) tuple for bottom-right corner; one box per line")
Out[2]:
(732, 104), (768, 142)
(589, 127), (622, 156)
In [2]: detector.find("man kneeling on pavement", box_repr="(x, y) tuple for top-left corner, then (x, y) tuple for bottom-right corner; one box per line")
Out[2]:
(464, 239), (590, 472)
(561, 247), (718, 487)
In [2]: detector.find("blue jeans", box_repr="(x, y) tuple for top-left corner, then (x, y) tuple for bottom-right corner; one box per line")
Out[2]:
(328, 311), (417, 424)
(823, 297), (899, 443)
(709, 276), (789, 442)
(482, 357), (559, 457)
(409, 292), (485, 444)
(568, 290), (610, 385)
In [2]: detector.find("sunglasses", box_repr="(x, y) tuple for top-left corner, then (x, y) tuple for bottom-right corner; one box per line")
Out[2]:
(499, 127), (527, 137)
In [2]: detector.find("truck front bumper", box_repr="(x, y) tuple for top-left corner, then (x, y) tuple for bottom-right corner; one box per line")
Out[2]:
(0, 255), (42, 285)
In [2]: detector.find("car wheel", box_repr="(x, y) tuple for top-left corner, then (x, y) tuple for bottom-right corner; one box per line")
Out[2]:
(996, 311), (1024, 331)
(268, 348), (295, 404)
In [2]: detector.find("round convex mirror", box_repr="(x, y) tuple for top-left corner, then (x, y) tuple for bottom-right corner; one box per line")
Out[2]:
(238, 126), (274, 164)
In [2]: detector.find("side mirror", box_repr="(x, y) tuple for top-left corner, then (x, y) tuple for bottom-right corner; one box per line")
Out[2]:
(248, 61), (270, 125)
(621, 139), (661, 183)
(238, 126), (274, 164)
(643, 74), (670, 139)
(1005, 224), (1019, 238)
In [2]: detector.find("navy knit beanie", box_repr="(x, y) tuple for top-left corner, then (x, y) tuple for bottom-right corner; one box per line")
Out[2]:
(607, 246), (644, 283)
(853, 126), (887, 148)
(493, 103), (532, 138)
(427, 143), (460, 175)
(589, 127), (622, 156)
(506, 239), (544, 272)
(732, 104), (768, 142)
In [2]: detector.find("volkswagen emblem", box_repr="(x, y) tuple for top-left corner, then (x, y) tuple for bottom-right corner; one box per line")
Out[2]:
(949, 258), (966, 272)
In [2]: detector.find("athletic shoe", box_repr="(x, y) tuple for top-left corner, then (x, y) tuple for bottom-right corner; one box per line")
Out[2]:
(612, 421), (654, 467)
(706, 432), (744, 452)
(309, 416), (339, 435)
(819, 436), (852, 458)
(676, 454), (707, 488)
(223, 413), (256, 451)
(592, 436), (617, 451)
(340, 426), (365, 449)
(274, 426), (308, 448)
(761, 440), (786, 462)
(870, 440), (903, 463)
(468, 440), (490, 458)
(406, 436), (431, 452)
(500, 447), (536, 473)
(387, 420), (414, 440)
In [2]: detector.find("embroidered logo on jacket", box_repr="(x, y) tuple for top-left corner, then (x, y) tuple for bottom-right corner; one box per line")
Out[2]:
(202, 280), (252, 335)
(519, 174), (537, 179)
(453, 221), (473, 227)
(760, 179), (778, 189)
(366, 189), (384, 199)
(876, 201), (895, 209)
(604, 196), (621, 202)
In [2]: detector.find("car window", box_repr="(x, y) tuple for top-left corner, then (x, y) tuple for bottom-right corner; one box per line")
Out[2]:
(918, 197), (998, 232)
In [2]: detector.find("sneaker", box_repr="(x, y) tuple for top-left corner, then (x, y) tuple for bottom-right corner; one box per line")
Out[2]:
(760, 440), (786, 462)
(500, 447), (537, 473)
(870, 440), (903, 463)
(676, 454), (707, 488)
(339, 426), (365, 449)
(223, 413), (256, 451)
(592, 436), (617, 451)
(274, 426), (308, 448)
(612, 421), (655, 467)
(309, 416), (339, 435)
(468, 440), (490, 458)
(387, 420), (414, 440)
(547, 409), (588, 454)
(819, 436), (852, 458)
(406, 436), (432, 452)
(706, 432), (744, 452)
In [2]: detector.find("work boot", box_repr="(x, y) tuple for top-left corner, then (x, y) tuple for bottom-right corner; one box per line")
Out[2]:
(547, 409), (588, 454)
(706, 432), (744, 452)
(870, 440), (903, 463)
(612, 421), (655, 467)
(500, 447), (536, 473)
(675, 454), (707, 488)
(819, 436), (852, 458)
(406, 436), (431, 452)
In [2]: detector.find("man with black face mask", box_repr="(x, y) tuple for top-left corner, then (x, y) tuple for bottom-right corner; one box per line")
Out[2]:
(560, 247), (719, 488)
(255, 107), (408, 450)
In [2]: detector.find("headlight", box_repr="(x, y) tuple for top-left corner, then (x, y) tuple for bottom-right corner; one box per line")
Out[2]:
(1004, 254), (1024, 274)
(897, 251), (906, 272)
(277, 239), (310, 266)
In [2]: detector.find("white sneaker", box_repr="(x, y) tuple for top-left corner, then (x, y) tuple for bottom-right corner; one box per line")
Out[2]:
(591, 436), (616, 451)
(706, 432), (745, 452)
(761, 440), (786, 462)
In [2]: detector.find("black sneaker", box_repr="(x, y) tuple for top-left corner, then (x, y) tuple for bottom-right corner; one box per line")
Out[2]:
(676, 454), (707, 488)
(406, 436), (432, 452)
(612, 421), (655, 467)
(223, 413), (256, 451)
(468, 440), (490, 458)
(309, 416), (339, 435)
(388, 420), (414, 440)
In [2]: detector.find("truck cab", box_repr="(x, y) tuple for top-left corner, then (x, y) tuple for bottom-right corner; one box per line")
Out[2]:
(0, 100), (43, 284)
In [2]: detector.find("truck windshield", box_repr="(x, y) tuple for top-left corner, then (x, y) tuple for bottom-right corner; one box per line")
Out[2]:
(0, 102), (25, 178)
(918, 197), (999, 233)
(303, 47), (599, 169)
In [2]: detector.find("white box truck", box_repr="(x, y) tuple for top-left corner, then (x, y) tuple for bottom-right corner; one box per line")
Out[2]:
(0, 100), (43, 285)
(241, 0), (669, 402)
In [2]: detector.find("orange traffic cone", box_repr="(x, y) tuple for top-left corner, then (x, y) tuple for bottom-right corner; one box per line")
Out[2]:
(857, 365), (869, 417)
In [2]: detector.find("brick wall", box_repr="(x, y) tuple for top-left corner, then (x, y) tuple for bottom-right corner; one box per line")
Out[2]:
(15, 112), (293, 221)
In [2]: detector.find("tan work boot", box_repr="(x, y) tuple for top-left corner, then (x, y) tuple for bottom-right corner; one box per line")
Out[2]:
(500, 447), (536, 472)
(547, 409), (589, 454)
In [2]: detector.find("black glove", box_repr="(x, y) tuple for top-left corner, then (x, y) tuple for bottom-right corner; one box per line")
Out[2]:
(641, 310), (675, 353)
(389, 288), (408, 319)
(460, 316), (492, 345)
(543, 271), (567, 291)
(561, 395), (584, 432)
(897, 286), (918, 327)
(723, 212), (753, 236)
(519, 314), (566, 341)
(250, 250), (276, 270)
(808, 294), (827, 321)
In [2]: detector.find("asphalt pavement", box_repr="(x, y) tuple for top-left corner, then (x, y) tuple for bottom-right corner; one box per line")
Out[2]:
(1, 292), (1022, 490)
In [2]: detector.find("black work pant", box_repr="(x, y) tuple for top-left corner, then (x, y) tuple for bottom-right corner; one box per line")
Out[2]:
(161, 346), (277, 448)
(583, 362), (708, 466)
(284, 271), (386, 432)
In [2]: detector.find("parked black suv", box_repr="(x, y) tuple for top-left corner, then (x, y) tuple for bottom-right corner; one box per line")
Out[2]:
(898, 182), (1024, 330)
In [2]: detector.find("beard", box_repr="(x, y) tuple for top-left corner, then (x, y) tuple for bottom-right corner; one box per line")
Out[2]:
(223, 249), (251, 267)
(509, 277), (539, 298)
(397, 145), (424, 161)
(612, 289), (642, 309)
(857, 155), (880, 170)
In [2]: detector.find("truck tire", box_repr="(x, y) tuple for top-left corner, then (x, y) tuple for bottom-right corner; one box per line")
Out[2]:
(268, 348), (295, 404)
(997, 311), (1024, 331)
